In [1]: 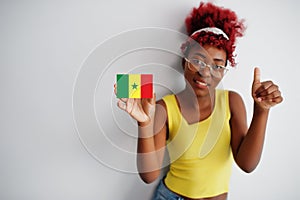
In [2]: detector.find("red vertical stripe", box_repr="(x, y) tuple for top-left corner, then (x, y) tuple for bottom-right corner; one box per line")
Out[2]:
(141, 74), (153, 98)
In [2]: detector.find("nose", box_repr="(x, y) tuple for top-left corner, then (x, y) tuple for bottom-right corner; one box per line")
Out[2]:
(198, 66), (211, 77)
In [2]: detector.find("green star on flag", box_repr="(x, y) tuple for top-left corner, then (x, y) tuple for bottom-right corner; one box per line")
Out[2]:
(132, 82), (138, 90)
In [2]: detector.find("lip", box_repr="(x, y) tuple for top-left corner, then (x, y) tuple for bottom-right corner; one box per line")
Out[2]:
(193, 78), (210, 89)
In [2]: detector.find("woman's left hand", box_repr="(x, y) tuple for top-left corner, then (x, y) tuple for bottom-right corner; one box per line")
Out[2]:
(252, 67), (283, 110)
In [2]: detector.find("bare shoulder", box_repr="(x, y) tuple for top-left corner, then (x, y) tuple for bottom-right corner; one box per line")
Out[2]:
(228, 90), (246, 116)
(155, 99), (168, 120)
(228, 91), (249, 161)
(156, 99), (166, 108)
(229, 90), (243, 103)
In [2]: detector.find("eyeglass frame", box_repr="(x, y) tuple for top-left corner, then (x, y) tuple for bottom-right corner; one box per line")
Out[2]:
(184, 57), (229, 78)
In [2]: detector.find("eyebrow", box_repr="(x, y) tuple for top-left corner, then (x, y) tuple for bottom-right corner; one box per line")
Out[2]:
(192, 53), (225, 64)
(213, 58), (226, 63)
(191, 52), (206, 59)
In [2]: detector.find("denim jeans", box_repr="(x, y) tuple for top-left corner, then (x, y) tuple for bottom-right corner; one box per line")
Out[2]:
(152, 179), (185, 200)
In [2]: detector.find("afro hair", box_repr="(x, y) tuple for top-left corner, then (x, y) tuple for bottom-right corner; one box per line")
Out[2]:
(182, 2), (246, 66)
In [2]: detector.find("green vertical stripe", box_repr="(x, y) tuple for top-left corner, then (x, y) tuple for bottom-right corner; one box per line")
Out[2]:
(117, 74), (128, 98)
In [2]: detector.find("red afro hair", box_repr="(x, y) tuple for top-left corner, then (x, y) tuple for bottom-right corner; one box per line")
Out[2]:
(182, 2), (246, 66)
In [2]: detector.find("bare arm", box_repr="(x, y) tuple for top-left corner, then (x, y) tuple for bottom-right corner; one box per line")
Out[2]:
(230, 91), (270, 172)
(137, 100), (167, 183)
(230, 68), (283, 173)
(115, 84), (168, 183)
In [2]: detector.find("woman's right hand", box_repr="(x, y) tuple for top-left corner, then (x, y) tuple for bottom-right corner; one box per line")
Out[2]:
(114, 84), (156, 125)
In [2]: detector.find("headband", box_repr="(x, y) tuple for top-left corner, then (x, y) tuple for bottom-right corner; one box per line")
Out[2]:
(191, 27), (229, 40)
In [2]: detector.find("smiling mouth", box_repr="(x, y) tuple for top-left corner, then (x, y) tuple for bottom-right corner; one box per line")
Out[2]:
(194, 79), (209, 87)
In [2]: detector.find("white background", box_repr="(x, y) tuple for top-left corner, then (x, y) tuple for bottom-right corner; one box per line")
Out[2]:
(1, 0), (299, 199)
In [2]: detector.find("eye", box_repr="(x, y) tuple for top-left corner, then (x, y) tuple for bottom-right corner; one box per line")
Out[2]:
(212, 65), (224, 70)
(191, 59), (206, 67)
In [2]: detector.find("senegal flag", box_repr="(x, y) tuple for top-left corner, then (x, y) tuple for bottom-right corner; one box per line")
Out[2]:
(116, 74), (153, 98)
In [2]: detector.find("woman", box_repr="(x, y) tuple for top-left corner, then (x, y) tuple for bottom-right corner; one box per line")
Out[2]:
(116, 2), (283, 200)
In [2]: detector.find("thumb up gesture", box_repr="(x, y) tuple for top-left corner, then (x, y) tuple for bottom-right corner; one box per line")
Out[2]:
(252, 67), (283, 110)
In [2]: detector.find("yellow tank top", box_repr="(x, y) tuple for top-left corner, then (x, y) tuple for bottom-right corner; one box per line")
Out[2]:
(163, 89), (232, 198)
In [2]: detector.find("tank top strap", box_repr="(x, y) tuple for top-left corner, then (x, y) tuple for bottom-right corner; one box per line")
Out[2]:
(162, 94), (182, 140)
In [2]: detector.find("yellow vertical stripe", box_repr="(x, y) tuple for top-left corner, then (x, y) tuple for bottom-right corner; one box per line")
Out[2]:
(129, 74), (141, 98)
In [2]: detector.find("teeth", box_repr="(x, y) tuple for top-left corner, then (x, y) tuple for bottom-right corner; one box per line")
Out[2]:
(196, 80), (207, 86)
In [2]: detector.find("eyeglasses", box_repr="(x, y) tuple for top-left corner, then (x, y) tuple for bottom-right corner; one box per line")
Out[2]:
(184, 57), (228, 78)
